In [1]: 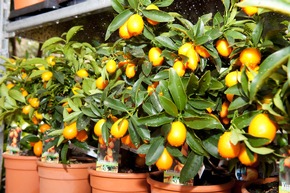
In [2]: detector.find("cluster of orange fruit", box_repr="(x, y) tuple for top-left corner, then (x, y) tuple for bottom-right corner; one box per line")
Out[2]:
(218, 113), (277, 167)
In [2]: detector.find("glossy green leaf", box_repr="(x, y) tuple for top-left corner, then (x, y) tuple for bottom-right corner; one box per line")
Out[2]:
(104, 98), (128, 112)
(41, 37), (64, 51)
(245, 140), (275, 155)
(252, 20), (263, 47)
(202, 135), (220, 158)
(145, 137), (164, 165)
(228, 96), (249, 111)
(65, 26), (83, 42)
(184, 114), (224, 130)
(198, 70), (211, 94)
(63, 111), (82, 122)
(246, 134), (271, 147)
(128, 0), (138, 9)
(158, 95), (179, 117)
(128, 119), (141, 147)
(155, 0), (174, 7)
(138, 113), (174, 127)
(8, 89), (26, 103)
(168, 68), (187, 111)
(250, 46), (290, 101)
(68, 98), (81, 112)
(131, 115), (150, 141)
(61, 143), (69, 164)
(111, 0), (124, 13)
(142, 9), (174, 23)
(273, 89), (286, 114)
(187, 98), (216, 110)
(180, 152), (203, 183)
(186, 131), (208, 156)
(155, 36), (178, 50)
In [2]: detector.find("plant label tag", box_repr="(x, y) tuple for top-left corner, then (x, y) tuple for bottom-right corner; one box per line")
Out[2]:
(279, 155), (290, 193)
(41, 133), (59, 163)
(163, 161), (194, 186)
(6, 126), (21, 155)
(96, 138), (120, 173)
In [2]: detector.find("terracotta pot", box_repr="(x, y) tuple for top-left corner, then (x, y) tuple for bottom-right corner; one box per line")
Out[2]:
(14, 0), (45, 10)
(88, 168), (150, 193)
(37, 161), (95, 193)
(240, 177), (278, 193)
(3, 153), (39, 193)
(147, 171), (235, 193)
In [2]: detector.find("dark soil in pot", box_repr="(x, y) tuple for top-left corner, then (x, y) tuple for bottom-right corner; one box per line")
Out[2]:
(246, 180), (278, 193)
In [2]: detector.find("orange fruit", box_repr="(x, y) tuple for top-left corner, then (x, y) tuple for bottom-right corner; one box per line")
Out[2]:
(127, 14), (144, 36)
(178, 42), (194, 56)
(173, 60), (186, 77)
(148, 47), (164, 67)
(248, 113), (277, 144)
(125, 63), (136, 78)
(135, 155), (146, 167)
(39, 123), (51, 133)
(145, 4), (159, 25)
(76, 130), (88, 142)
(225, 71), (241, 87)
(186, 48), (199, 71)
(96, 77), (108, 90)
(119, 20), (132, 39)
(22, 105), (32, 115)
(110, 118), (129, 138)
(62, 102), (73, 113)
(238, 143), (258, 166)
(195, 45), (210, 58)
(34, 110), (43, 120)
(220, 101), (230, 118)
(76, 69), (89, 78)
(218, 131), (241, 159)
(6, 83), (15, 89)
(226, 93), (234, 102)
(33, 140), (43, 157)
(167, 121), (187, 147)
(147, 82), (159, 95)
(72, 86), (81, 95)
(20, 88), (28, 97)
(239, 48), (261, 70)
(106, 59), (117, 74)
(41, 71), (53, 82)
(240, 0), (258, 16)
(284, 157), (290, 167)
(156, 148), (173, 171)
(216, 39), (232, 57)
(94, 119), (106, 137)
(29, 98), (40, 108)
(121, 134), (133, 147)
(63, 122), (78, 140)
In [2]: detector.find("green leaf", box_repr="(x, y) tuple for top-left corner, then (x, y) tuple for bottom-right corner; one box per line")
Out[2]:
(145, 137), (165, 165)
(188, 98), (216, 110)
(245, 140), (275, 155)
(155, 36), (178, 50)
(198, 70), (211, 94)
(250, 46), (290, 101)
(68, 98), (81, 112)
(202, 135), (220, 158)
(66, 26), (83, 42)
(105, 9), (133, 40)
(231, 110), (261, 129)
(138, 113), (174, 127)
(155, 0), (174, 7)
(252, 20), (263, 47)
(128, 0), (138, 9)
(8, 89), (26, 103)
(63, 111), (82, 122)
(168, 68), (187, 111)
(104, 98), (128, 112)
(41, 37), (64, 51)
(158, 95), (179, 117)
(228, 96), (249, 111)
(111, 0), (125, 13)
(184, 114), (224, 130)
(180, 152), (203, 183)
(61, 143), (69, 164)
(186, 131), (208, 156)
(246, 134), (271, 147)
(142, 9), (174, 23)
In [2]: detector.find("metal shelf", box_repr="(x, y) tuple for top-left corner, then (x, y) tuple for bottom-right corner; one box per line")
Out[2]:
(5, 0), (112, 36)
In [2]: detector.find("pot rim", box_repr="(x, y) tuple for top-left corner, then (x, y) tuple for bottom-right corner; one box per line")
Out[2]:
(3, 152), (39, 160)
(88, 167), (149, 178)
(37, 160), (95, 169)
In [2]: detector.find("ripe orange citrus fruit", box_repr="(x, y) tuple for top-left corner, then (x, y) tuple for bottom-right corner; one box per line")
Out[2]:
(76, 130), (88, 142)
(94, 119), (106, 137)
(220, 101), (230, 118)
(145, 4), (159, 25)
(127, 14), (144, 36)
(40, 123), (51, 133)
(119, 20), (132, 39)
(110, 118), (129, 138)
(22, 105), (32, 115)
(6, 83), (15, 89)
(96, 77), (108, 90)
(240, 0), (258, 16)
(248, 113), (277, 144)
(156, 148), (173, 170)
(125, 63), (136, 78)
(216, 39), (232, 57)
(167, 121), (187, 147)
(106, 59), (117, 74)
(29, 98), (40, 108)
(173, 60), (186, 77)
(226, 93), (234, 102)
(33, 140), (43, 157)
(186, 48), (199, 71)
(239, 47), (261, 70)
(195, 45), (210, 58)
(225, 71), (241, 87)
(76, 69), (89, 78)
(46, 55), (56, 66)
(41, 71), (53, 82)
(72, 86), (81, 95)
(178, 42), (194, 56)
(238, 143), (258, 166)
(148, 47), (164, 67)
(63, 122), (78, 140)
(218, 131), (241, 159)
(20, 88), (28, 97)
